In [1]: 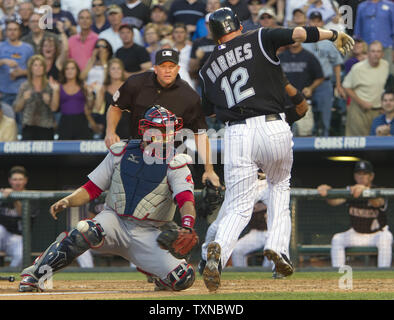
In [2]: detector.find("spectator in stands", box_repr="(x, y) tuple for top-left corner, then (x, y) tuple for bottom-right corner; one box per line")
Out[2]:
(99, 4), (143, 53)
(354, 0), (394, 74)
(343, 41), (390, 136)
(0, 102), (17, 141)
(55, 59), (94, 140)
(47, 0), (77, 37)
(0, 166), (36, 267)
(0, 21), (34, 108)
(241, 0), (264, 33)
(370, 91), (394, 136)
(171, 22), (195, 89)
(159, 24), (174, 43)
(21, 12), (53, 54)
(151, 0), (175, 12)
(323, 0), (346, 33)
(93, 58), (129, 139)
(284, 0), (307, 27)
(115, 24), (152, 77)
(168, 0), (206, 38)
(317, 160), (393, 268)
(289, 8), (306, 28)
(149, 4), (169, 31)
(143, 23), (161, 64)
(81, 38), (113, 89)
(302, 11), (344, 136)
(223, 0), (250, 22)
(192, 0), (221, 40)
(258, 6), (278, 28)
(120, 0), (151, 30)
(91, 0), (110, 34)
(189, 13), (215, 95)
(39, 29), (68, 83)
(304, 0), (336, 24)
(68, 9), (99, 71)
(32, 0), (47, 9)
(60, 0), (92, 22)
(344, 39), (368, 75)
(18, 1), (34, 38)
(13, 55), (58, 140)
(0, 0), (22, 41)
(279, 42), (324, 136)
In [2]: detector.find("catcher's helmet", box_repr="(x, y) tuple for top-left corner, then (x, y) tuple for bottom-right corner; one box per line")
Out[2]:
(138, 105), (183, 143)
(209, 7), (241, 43)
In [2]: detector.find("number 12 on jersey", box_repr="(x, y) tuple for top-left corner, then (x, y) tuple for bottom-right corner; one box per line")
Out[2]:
(220, 67), (256, 108)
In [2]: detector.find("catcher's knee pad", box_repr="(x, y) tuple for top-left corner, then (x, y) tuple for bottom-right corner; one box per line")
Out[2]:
(22, 220), (105, 280)
(164, 262), (195, 291)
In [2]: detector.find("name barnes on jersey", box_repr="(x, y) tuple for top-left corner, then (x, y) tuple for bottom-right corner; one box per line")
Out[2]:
(204, 42), (253, 84)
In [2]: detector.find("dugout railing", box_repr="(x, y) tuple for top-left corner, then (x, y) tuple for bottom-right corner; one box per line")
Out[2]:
(0, 188), (393, 269)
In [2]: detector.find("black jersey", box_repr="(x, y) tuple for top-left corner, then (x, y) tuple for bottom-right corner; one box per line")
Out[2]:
(199, 27), (295, 122)
(346, 186), (388, 234)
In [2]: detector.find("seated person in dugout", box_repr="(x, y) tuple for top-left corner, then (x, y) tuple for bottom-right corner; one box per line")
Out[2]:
(317, 160), (393, 268)
(19, 105), (199, 292)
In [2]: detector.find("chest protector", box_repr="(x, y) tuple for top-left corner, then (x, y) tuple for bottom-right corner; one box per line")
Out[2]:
(106, 142), (176, 222)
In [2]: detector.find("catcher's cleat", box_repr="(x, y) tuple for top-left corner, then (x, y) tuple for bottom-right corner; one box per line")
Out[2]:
(198, 259), (206, 276)
(19, 274), (41, 292)
(203, 242), (222, 292)
(263, 249), (294, 277)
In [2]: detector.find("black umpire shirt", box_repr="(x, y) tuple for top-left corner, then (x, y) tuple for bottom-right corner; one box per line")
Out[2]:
(111, 71), (208, 138)
(199, 27), (295, 122)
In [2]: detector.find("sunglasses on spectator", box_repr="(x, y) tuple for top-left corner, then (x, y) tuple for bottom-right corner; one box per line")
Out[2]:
(96, 43), (108, 48)
(92, 3), (104, 7)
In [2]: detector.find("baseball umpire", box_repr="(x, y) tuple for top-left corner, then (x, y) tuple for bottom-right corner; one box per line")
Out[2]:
(199, 7), (354, 292)
(19, 106), (199, 292)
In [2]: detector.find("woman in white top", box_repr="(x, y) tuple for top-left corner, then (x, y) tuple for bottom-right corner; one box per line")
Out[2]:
(81, 38), (113, 91)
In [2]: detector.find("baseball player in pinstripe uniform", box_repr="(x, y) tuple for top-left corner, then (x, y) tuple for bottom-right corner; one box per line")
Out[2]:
(19, 106), (198, 292)
(198, 7), (354, 291)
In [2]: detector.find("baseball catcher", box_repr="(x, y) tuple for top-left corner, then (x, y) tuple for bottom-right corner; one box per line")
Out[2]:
(19, 106), (198, 292)
(157, 222), (199, 259)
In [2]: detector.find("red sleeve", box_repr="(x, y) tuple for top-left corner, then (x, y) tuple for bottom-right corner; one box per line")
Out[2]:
(81, 180), (103, 200)
(175, 190), (195, 208)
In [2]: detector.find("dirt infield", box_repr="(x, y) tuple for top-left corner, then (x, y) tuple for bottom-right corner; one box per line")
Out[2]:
(1, 278), (393, 300)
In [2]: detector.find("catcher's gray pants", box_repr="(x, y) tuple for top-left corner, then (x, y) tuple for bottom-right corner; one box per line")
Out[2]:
(92, 208), (185, 279)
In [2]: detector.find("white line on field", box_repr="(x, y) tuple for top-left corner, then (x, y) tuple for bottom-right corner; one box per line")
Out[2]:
(0, 290), (126, 297)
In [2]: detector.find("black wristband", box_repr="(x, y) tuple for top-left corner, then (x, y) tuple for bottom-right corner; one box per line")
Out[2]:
(290, 91), (305, 106)
(302, 26), (320, 43)
(329, 29), (338, 42)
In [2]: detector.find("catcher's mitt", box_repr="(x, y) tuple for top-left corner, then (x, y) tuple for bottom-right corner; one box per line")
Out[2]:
(157, 226), (199, 259)
(199, 180), (225, 218)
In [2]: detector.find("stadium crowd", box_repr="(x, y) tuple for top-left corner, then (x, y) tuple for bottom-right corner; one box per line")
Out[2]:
(0, 0), (393, 142)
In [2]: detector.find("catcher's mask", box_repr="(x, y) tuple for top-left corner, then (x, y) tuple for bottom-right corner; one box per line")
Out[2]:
(138, 105), (183, 159)
(209, 7), (241, 44)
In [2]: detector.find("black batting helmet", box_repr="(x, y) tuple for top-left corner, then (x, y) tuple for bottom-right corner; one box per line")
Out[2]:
(209, 7), (241, 44)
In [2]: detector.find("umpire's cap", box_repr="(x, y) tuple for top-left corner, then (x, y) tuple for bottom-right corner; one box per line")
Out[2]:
(354, 160), (374, 173)
(209, 7), (241, 44)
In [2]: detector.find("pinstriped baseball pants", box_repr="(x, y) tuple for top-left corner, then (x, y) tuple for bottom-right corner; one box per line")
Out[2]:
(214, 113), (294, 267)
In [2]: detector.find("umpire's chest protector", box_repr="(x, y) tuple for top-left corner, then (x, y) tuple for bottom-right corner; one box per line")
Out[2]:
(106, 143), (176, 222)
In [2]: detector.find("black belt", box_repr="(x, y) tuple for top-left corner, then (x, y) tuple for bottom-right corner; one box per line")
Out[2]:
(227, 114), (281, 126)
